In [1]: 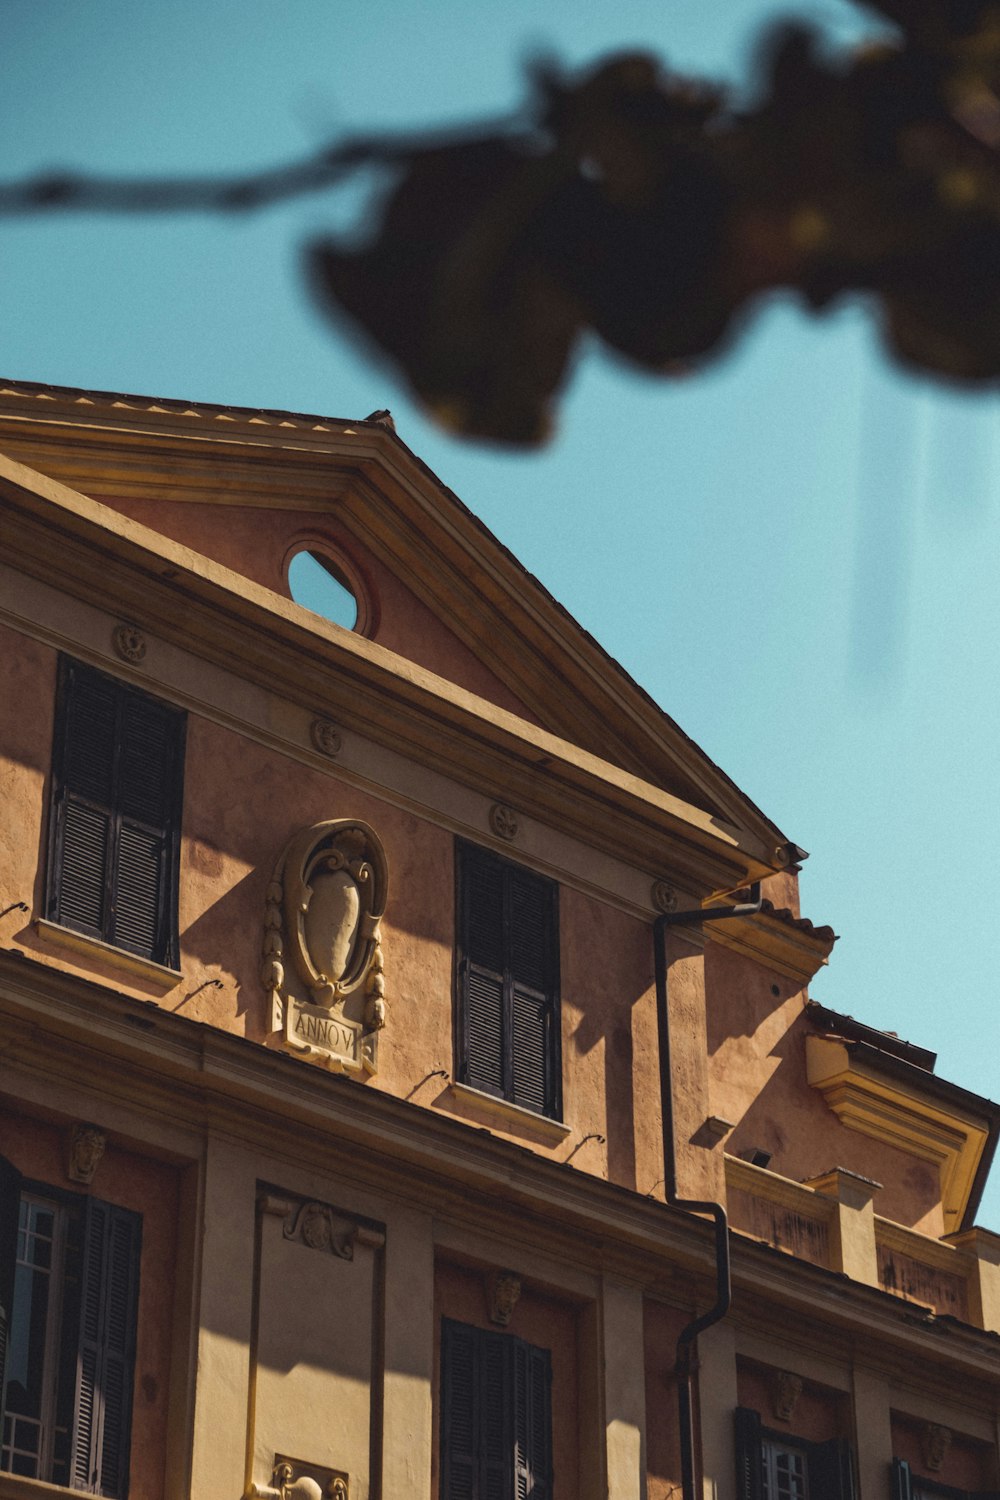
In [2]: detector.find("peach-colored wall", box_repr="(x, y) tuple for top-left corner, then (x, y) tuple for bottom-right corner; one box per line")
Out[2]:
(179, 714), (456, 1058)
(0, 625), (55, 925)
(0, 613), (952, 1235)
(891, 1416), (997, 1490)
(432, 1259), (579, 1498)
(0, 647), (654, 1184)
(97, 497), (540, 723)
(737, 1362), (845, 1443)
(559, 886), (660, 1194)
(705, 942), (943, 1232)
(644, 1300), (689, 1500)
(0, 1108), (178, 1500)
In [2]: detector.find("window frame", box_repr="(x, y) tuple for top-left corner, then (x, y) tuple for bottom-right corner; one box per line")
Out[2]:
(454, 839), (562, 1121)
(892, 1457), (1000, 1500)
(45, 656), (186, 969)
(0, 1160), (142, 1498)
(439, 1316), (553, 1500)
(735, 1407), (856, 1500)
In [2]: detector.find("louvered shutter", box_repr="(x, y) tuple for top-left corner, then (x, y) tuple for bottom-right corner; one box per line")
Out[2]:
(480, 1331), (513, 1500)
(110, 691), (182, 963)
(811, 1439), (857, 1500)
(456, 841), (561, 1120)
(441, 1319), (480, 1500)
(48, 662), (117, 940)
(48, 659), (185, 967)
(69, 1198), (141, 1498)
(0, 1156), (23, 1403)
(734, 1408), (764, 1500)
(509, 872), (556, 1117)
(513, 1339), (552, 1500)
(458, 845), (507, 1098)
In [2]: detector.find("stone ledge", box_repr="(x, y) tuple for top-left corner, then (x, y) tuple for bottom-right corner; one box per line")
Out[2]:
(438, 1082), (571, 1146)
(34, 918), (182, 991)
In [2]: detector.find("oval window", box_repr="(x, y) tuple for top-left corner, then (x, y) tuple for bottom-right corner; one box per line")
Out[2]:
(288, 550), (359, 631)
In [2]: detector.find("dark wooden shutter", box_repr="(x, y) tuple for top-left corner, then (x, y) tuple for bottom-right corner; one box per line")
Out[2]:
(734, 1408), (764, 1500)
(0, 1155), (23, 1402)
(440, 1320), (551, 1500)
(48, 659), (185, 966)
(456, 841), (560, 1119)
(481, 1331), (513, 1500)
(513, 1339), (552, 1500)
(458, 844), (507, 1098)
(441, 1319), (480, 1500)
(509, 871), (557, 1117)
(48, 661), (117, 940)
(110, 691), (183, 963)
(69, 1198), (142, 1498)
(811, 1438), (857, 1500)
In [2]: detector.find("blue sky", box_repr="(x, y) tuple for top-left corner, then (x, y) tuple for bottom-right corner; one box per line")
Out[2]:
(4, 1), (1000, 1225)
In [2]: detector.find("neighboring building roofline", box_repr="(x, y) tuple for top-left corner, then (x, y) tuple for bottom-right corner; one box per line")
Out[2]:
(807, 1004), (1000, 1231)
(806, 1000), (936, 1071)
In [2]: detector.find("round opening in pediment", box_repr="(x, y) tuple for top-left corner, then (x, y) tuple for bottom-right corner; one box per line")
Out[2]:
(286, 544), (374, 635)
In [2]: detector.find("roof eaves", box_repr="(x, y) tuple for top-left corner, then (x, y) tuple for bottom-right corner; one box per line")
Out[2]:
(0, 376), (791, 852)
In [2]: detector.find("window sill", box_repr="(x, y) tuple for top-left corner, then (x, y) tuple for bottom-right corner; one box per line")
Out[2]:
(440, 1083), (571, 1145)
(0, 1473), (85, 1499)
(34, 919), (182, 992)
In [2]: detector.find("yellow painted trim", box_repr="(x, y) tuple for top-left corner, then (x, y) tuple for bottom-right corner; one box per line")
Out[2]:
(725, 1153), (837, 1222)
(875, 1215), (975, 1276)
(806, 1035), (990, 1235)
(708, 908), (835, 984)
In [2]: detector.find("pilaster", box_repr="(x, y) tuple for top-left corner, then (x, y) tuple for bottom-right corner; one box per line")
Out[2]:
(806, 1167), (881, 1287)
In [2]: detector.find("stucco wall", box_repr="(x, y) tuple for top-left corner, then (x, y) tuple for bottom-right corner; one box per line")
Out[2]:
(96, 496), (540, 723)
(0, 610), (953, 1236)
(737, 1361), (846, 1442)
(705, 940), (944, 1233)
(891, 1414), (997, 1490)
(644, 1299), (689, 1500)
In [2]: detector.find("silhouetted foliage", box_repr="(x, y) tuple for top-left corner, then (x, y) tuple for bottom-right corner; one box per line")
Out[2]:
(5, 0), (1000, 443)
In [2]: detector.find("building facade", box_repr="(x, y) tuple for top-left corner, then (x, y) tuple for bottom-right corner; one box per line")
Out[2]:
(0, 379), (998, 1500)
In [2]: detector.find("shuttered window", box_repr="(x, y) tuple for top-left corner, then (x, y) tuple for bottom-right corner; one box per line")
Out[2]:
(455, 841), (561, 1120)
(892, 1458), (1000, 1500)
(440, 1318), (552, 1500)
(735, 1408), (856, 1500)
(47, 658), (185, 967)
(0, 1160), (141, 1498)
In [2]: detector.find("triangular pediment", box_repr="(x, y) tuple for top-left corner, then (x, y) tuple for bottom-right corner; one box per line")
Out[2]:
(0, 379), (791, 876)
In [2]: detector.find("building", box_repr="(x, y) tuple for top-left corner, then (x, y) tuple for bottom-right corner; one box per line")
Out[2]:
(0, 378), (998, 1500)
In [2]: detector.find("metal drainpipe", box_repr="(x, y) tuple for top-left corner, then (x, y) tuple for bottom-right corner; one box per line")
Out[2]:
(653, 882), (763, 1500)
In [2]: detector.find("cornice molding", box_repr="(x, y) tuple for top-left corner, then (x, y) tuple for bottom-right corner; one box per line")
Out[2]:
(806, 1036), (991, 1235)
(707, 908), (836, 984)
(725, 1153), (836, 1223)
(875, 1216), (976, 1276)
(4, 948), (1000, 1384)
(0, 381), (791, 852)
(0, 453), (771, 893)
